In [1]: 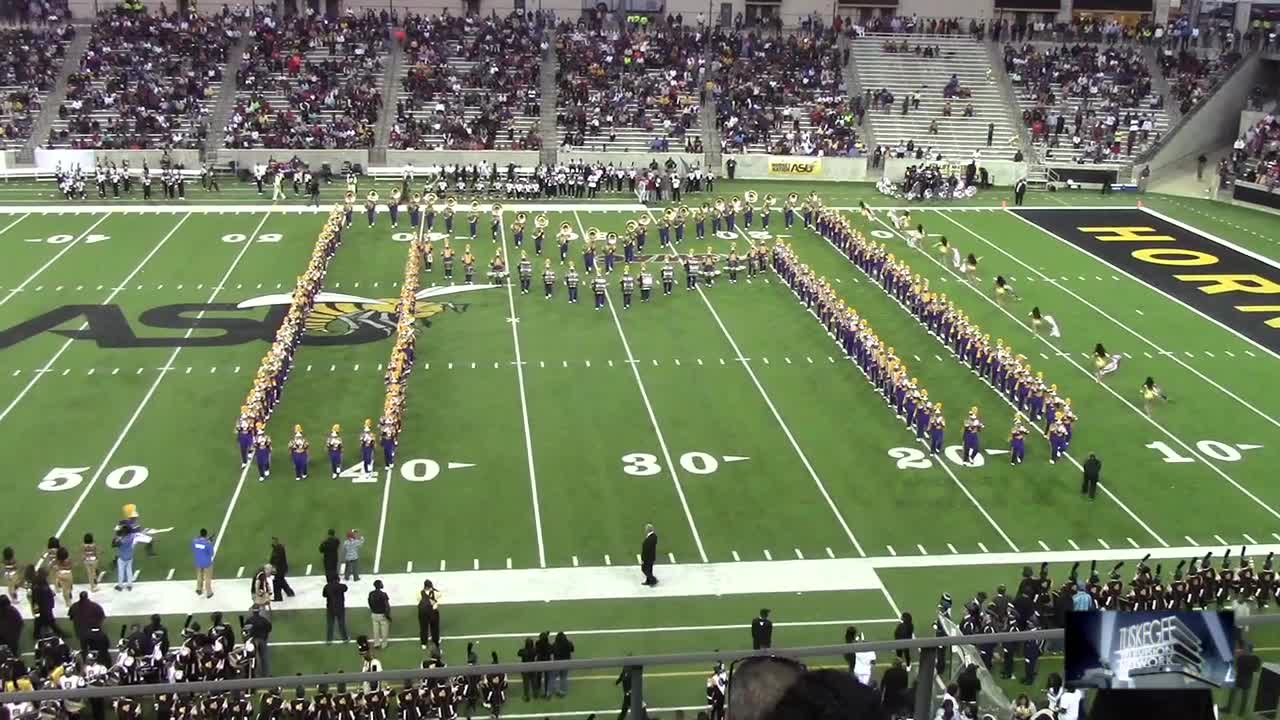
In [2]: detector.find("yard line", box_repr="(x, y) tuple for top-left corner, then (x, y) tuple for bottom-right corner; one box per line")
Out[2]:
(978, 211), (1280, 430)
(0, 214), (108, 307)
(0, 213), (192, 427)
(1127, 537), (1140, 548)
(927, 210), (1280, 523)
(372, 466), (395, 572)
(869, 214), (1168, 544)
(887, 545), (896, 556)
(572, 211), (707, 563)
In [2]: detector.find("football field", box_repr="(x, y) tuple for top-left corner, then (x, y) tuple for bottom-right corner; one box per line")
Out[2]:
(2, 180), (1279, 715)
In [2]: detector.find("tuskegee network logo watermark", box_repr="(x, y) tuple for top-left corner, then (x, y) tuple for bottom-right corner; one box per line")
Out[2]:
(1065, 610), (1235, 690)
(1114, 616), (1203, 684)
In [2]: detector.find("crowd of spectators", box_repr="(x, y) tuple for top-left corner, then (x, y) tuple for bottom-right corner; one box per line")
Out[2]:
(390, 11), (542, 151)
(225, 10), (388, 149)
(1157, 45), (1241, 115)
(0, 25), (72, 148)
(555, 16), (704, 151)
(1228, 112), (1280, 189)
(714, 28), (859, 155)
(0, 0), (69, 24)
(51, 6), (242, 150)
(1007, 43), (1165, 163)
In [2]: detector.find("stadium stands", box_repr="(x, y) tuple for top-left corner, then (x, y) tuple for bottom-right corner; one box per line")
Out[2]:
(853, 33), (1012, 162)
(714, 28), (856, 155)
(556, 19), (704, 153)
(1007, 43), (1171, 167)
(48, 8), (241, 150)
(225, 10), (388, 149)
(390, 12), (542, 151)
(1232, 113), (1279, 188)
(1157, 45), (1241, 115)
(0, 24), (72, 148)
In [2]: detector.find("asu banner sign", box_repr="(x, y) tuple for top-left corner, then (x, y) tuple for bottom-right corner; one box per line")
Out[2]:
(767, 158), (822, 177)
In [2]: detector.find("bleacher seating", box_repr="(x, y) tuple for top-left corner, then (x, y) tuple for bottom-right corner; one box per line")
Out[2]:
(48, 8), (240, 150)
(1232, 113), (1280, 188)
(853, 33), (1014, 162)
(389, 13), (542, 151)
(556, 19), (704, 153)
(225, 10), (388, 149)
(1007, 43), (1170, 167)
(714, 28), (853, 155)
(1157, 46), (1241, 115)
(0, 25), (72, 148)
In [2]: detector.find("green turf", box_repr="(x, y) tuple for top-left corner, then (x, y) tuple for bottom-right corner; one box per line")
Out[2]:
(1, 178), (1278, 718)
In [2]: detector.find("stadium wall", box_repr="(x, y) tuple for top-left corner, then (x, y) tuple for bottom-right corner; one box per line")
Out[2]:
(723, 154), (869, 181)
(387, 150), (542, 167)
(1147, 52), (1269, 177)
(559, 151), (706, 169)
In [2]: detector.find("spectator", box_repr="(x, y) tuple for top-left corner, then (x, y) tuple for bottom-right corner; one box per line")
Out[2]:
(550, 631), (574, 697)
(270, 537), (295, 601)
(1012, 693), (1036, 719)
(751, 608), (773, 650)
(243, 605), (272, 677)
(112, 525), (136, 591)
(1225, 643), (1261, 716)
(534, 630), (553, 697)
(879, 657), (909, 716)
(342, 529), (364, 581)
(368, 579), (391, 650)
(191, 528), (214, 598)
(319, 528), (339, 581)
(517, 636), (538, 700)
(0, 595), (22, 655)
(893, 612), (914, 670)
(323, 576), (349, 643)
(67, 590), (103, 650)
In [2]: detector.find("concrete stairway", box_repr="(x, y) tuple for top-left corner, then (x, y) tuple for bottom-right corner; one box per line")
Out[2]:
(841, 35), (877, 160)
(985, 40), (1035, 163)
(538, 28), (558, 165)
(202, 29), (254, 166)
(18, 28), (90, 164)
(370, 35), (404, 166)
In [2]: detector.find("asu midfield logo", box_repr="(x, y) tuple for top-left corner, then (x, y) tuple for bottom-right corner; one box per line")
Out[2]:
(0, 286), (500, 350)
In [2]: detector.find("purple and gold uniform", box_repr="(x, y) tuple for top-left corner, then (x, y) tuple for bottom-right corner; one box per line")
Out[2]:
(658, 217), (670, 246)
(253, 426), (272, 481)
(661, 261), (675, 295)
(914, 395), (931, 439)
(380, 420), (397, 468)
(289, 425), (309, 480)
(328, 425), (343, 479)
(604, 234), (617, 273)
(592, 272), (608, 310)
(388, 189), (402, 227)
(490, 208), (501, 241)
(1048, 420), (1068, 464)
(443, 202), (455, 233)
(558, 224), (572, 263)
(236, 409), (254, 467)
(583, 239), (596, 274)
(408, 194), (421, 227)
(624, 233), (636, 263)
(726, 248), (741, 283)
(488, 253), (507, 285)
(695, 207), (707, 239)
(674, 213), (685, 243)
(1061, 399), (1076, 447)
(365, 191), (378, 227)
(700, 246), (718, 286)
(1009, 415), (1028, 465)
(783, 197), (796, 228)
(542, 260), (555, 299)
(639, 266), (654, 302)
(467, 208), (479, 240)
(424, 199), (436, 230)
(360, 420), (375, 474)
(442, 241), (455, 280)
(462, 246), (475, 284)
(533, 217), (546, 255)
(726, 198), (740, 231)
(422, 239), (434, 272)
(343, 193), (355, 227)
(512, 214), (525, 246)
(620, 268), (635, 310)
(962, 408), (984, 463)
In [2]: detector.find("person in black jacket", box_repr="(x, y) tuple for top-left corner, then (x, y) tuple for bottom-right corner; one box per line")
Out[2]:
(30, 568), (65, 640)
(751, 609), (773, 650)
(550, 631), (575, 697)
(243, 607), (273, 677)
(68, 591), (104, 651)
(880, 657), (909, 715)
(319, 530), (340, 582)
(616, 665), (634, 720)
(0, 595), (22, 656)
(323, 578), (349, 643)
(517, 637), (538, 701)
(534, 631), (553, 698)
(1082, 453), (1102, 499)
(640, 524), (658, 586)
(893, 612), (914, 670)
(270, 538), (295, 601)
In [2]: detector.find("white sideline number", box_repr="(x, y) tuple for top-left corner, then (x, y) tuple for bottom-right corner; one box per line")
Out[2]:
(1146, 439), (1246, 464)
(39, 465), (148, 492)
(222, 233), (283, 243)
(338, 459), (441, 483)
(31, 234), (109, 244)
(887, 446), (983, 469)
(622, 451), (720, 476)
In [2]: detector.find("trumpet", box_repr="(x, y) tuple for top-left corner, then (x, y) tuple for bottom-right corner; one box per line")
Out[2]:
(744, 190), (758, 204)
(516, 212), (528, 225)
(639, 214), (651, 227)
(625, 219), (639, 233)
(535, 214), (549, 229)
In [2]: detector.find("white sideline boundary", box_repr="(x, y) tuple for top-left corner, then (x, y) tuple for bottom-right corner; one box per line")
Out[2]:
(37, 544), (1269, 618)
(0, 203), (1139, 216)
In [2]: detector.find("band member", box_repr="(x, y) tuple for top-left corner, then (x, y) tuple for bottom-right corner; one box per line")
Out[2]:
(565, 267), (580, 304)
(289, 425), (309, 481)
(1141, 377), (1168, 416)
(237, 407), (254, 467)
(928, 403), (946, 454)
(1048, 419), (1068, 464)
(463, 244), (476, 284)
(254, 424), (272, 482)
(592, 269), (608, 311)
(481, 652), (507, 719)
(661, 258), (675, 295)
(365, 191), (378, 228)
(360, 419), (376, 475)
(343, 192), (354, 228)
(700, 247), (718, 287)
(1093, 343), (1120, 382)
(422, 239), (434, 272)
(658, 216), (671, 246)
(381, 419), (397, 469)
(695, 207), (706, 239)
(444, 200), (456, 233)
(583, 237), (596, 274)
(684, 253), (697, 291)
(490, 207), (502, 242)
(557, 223), (572, 264)
(408, 194), (422, 228)
(623, 231), (636, 263)
(322, 425), (343, 479)
(1009, 413), (1028, 465)
(533, 215), (546, 256)
(388, 188), (402, 228)
(726, 245), (741, 284)
(784, 195), (796, 228)
(639, 264), (654, 302)
(620, 266), (635, 310)
(604, 233), (617, 273)
(488, 252), (508, 285)
(425, 197), (437, 231)
(962, 407), (984, 464)
(542, 260), (555, 299)
(443, 240), (455, 281)
(467, 205), (479, 241)
(518, 253), (532, 294)
(511, 214), (525, 247)
(961, 253), (980, 282)
(674, 211), (686, 243)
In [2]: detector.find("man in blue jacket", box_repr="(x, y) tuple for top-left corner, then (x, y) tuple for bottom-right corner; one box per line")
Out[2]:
(191, 529), (214, 598)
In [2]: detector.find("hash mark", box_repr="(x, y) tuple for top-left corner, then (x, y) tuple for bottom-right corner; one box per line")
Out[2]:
(1214, 534), (1228, 545)
(440, 560), (446, 571)
(887, 545), (896, 556)
(947, 543), (958, 554)
(763, 549), (772, 560)
(916, 544), (927, 555)
(1067, 539), (1080, 550)
(1184, 536), (1199, 546)
(1097, 539), (1110, 549)
(473, 558), (479, 570)
(1037, 540), (1050, 551)
(601, 555), (608, 567)
(508, 558), (514, 568)
(794, 548), (804, 559)
(572, 555), (579, 567)
(825, 547), (834, 558)
(407, 562), (413, 572)
(1127, 537), (1139, 548)
(1244, 534), (1258, 544)
(166, 569), (174, 580)
(731, 551), (740, 561)
(668, 552), (677, 564)
(977, 542), (988, 553)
